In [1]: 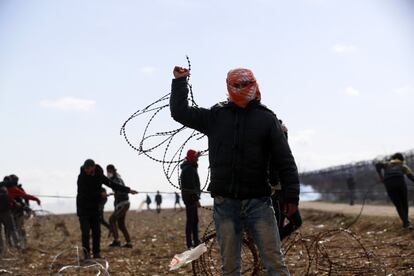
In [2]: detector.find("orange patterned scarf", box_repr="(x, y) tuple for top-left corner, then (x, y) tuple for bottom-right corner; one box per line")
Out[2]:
(226, 68), (261, 108)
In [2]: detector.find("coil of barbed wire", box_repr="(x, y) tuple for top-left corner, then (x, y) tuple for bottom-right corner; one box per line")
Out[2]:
(279, 228), (386, 276)
(192, 223), (387, 275)
(120, 56), (211, 212)
(120, 56), (209, 194)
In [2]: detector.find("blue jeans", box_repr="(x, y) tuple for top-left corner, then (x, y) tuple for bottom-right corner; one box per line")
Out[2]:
(214, 196), (290, 276)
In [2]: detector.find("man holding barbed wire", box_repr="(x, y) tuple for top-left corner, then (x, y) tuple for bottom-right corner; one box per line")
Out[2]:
(170, 66), (300, 276)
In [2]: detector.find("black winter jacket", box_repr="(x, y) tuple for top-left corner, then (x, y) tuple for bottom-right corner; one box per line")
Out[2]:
(77, 165), (130, 216)
(180, 161), (201, 205)
(170, 77), (300, 203)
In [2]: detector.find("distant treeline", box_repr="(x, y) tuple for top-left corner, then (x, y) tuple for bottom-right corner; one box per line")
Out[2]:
(300, 149), (414, 203)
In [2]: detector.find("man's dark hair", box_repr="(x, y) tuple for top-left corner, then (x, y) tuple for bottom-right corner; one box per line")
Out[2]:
(106, 164), (116, 172)
(9, 174), (19, 185)
(3, 176), (10, 182)
(83, 159), (95, 168)
(391, 153), (404, 161)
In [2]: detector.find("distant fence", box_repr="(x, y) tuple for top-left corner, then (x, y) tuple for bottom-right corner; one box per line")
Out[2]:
(300, 149), (414, 203)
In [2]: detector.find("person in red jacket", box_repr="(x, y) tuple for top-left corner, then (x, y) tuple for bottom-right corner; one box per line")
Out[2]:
(6, 175), (41, 249)
(6, 176), (41, 207)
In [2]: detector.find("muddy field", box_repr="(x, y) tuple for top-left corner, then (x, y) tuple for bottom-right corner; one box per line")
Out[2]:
(1, 205), (414, 275)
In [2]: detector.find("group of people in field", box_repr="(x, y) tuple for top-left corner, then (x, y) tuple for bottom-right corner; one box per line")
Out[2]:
(144, 191), (181, 212)
(0, 174), (41, 254)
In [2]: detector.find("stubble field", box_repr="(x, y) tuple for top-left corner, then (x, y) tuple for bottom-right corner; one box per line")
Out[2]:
(1, 204), (414, 275)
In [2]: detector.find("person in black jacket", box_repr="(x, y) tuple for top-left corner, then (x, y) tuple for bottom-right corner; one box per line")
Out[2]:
(174, 192), (182, 210)
(146, 194), (152, 210)
(76, 159), (137, 259)
(155, 191), (162, 214)
(180, 149), (201, 249)
(170, 66), (299, 275)
(375, 153), (414, 229)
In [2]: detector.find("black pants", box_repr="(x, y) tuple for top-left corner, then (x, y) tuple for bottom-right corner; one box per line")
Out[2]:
(109, 202), (131, 243)
(385, 178), (409, 226)
(185, 203), (199, 248)
(79, 215), (101, 256)
(99, 209), (111, 232)
(0, 210), (19, 250)
(272, 196), (302, 241)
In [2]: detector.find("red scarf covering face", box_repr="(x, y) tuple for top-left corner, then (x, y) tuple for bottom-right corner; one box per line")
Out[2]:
(226, 68), (261, 108)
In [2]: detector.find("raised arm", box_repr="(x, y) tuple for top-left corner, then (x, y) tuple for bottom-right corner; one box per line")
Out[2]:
(170, 67), (211, 134)
(8, 186), (41, 205)
(268, 116), (300, 205)
(101, 175), (137, 194)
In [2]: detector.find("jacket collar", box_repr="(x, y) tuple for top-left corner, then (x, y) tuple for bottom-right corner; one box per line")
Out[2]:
(225, 99), (261, 110)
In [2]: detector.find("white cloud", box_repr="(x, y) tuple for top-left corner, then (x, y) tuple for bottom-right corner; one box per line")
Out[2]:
(394, 85), (414, 96)
(344, 86), (360, 96)
(331, 44), (357, 54)
(40, 97), (96, 111)
(140, 66), (156, 74)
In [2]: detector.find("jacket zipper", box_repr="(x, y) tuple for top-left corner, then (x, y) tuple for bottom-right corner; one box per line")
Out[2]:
(231, 111), (240, 198)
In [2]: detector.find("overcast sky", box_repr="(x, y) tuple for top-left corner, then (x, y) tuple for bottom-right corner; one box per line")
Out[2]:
(1, 0), (413, 213)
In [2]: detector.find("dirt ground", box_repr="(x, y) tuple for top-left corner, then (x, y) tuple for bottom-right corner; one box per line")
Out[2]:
(301, 201), (414, 217)
(1, 202), (414, 275)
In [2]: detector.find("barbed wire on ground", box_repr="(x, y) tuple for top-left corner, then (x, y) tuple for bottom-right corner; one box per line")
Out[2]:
(279, 227), (387, 275)
(192, 209), (388, 276)
(48, 245), (110, 276)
